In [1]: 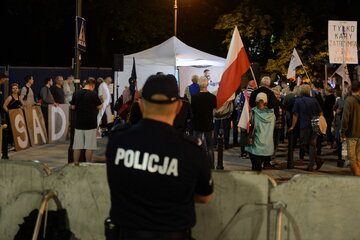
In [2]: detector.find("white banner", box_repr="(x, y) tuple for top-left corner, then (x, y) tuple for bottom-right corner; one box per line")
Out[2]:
(328, 21), (358, 64)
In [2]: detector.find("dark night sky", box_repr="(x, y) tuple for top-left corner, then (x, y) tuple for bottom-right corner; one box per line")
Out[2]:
(0, 0), (359, 68)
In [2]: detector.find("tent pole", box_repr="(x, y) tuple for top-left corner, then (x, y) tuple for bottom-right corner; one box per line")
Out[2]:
(174, 0), (177, 36)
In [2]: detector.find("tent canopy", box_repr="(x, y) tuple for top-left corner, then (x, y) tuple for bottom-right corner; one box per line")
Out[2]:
(124, 36), (225, 67)
(115, 37), (225, 101)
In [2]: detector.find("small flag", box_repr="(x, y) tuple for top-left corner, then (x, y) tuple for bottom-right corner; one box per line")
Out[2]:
(216, 26), (251, 109)
(130, 57), (137, 80)
(334, 64), (351, 85)
(129, 58), (137, 96)
(238, 90), (251, 131)
(287, 48), (303, 79)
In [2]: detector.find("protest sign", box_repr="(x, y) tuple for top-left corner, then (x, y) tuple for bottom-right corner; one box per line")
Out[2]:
(23, 106), (48, 146)
(328, 21), (358, 64)
(48, 104), (69, 143)
(9, 109), (30, 151)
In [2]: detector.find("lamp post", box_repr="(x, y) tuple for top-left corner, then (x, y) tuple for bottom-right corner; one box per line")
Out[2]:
(174, 0), (178, 36)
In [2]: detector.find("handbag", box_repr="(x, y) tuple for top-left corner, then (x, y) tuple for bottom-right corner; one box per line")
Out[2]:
(301, 98), (327, 135)
(246, 110), (256, 146)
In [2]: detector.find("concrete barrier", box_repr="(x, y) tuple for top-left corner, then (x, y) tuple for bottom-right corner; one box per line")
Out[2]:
(0, 160), (47, 239)
(45, 163), (110, 240)
(45, 166), (271, 240)
(193, 171), (271, 240)
(6, 161), (360, 240)
(0, 162), (272, 240)
(271, 175), (360, 240)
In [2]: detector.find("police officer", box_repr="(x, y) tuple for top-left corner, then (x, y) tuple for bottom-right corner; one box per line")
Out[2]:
(106, 74), (213, 240)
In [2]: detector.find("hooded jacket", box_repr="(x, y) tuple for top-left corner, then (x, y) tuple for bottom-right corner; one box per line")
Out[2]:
(341, 94), (360, 138)
(245, 107), (275, 156)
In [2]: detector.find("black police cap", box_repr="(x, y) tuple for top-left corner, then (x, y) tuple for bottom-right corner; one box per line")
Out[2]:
(142, 74), (179, 104)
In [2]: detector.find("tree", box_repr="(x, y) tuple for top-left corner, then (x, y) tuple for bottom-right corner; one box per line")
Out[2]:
(214, 0), (273, 64)
(83, 0), (173, 66)
(265, 5), (328, 80)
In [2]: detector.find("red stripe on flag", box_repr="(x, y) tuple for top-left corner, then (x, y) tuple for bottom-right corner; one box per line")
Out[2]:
(216, 47), (250, 109)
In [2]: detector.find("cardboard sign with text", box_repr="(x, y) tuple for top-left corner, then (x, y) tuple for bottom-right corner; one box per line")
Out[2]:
(48, 104), (69, 143)
(9, 109), (30, 151)
(328, 21), (358, 64)
(23, 106), (48, 146)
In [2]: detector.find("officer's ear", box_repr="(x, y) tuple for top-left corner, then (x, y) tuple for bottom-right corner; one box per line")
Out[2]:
(175, 100), (183, 115)
(139, 99), (144, 114)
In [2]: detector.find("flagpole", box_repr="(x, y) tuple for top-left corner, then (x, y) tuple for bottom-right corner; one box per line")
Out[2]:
(301, 64), (311, 81)
(329, 71), (336, 79)
(342, 26), (346, 99)
(250, 65), (258, 88)
(325, 64), (328, 81)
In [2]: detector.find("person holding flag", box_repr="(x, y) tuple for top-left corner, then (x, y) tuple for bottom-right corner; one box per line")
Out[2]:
(236, 80), (257, 158)
(245, 93), (276, 171)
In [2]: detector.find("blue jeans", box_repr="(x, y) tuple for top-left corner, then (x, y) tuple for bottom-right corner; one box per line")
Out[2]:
(194, 131), (214, 169)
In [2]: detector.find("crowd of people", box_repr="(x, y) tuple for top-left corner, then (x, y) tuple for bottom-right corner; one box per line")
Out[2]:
(116, 70), (359, 175)
(1, 71), (359, 174)
(0, 74), (113, 158)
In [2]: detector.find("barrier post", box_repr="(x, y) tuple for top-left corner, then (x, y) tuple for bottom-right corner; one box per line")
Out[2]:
(216, 120), (224, 170)
(2, 124), (9, 159)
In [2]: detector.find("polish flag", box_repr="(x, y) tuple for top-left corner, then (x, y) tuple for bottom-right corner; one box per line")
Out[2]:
(216, 26), (250, 109)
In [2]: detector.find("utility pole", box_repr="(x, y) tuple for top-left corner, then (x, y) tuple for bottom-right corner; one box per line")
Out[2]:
(74, 0), (82, 85)
(69, 0), (83, 163)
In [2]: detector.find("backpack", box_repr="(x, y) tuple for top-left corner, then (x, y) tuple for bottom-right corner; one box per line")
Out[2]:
(23, 86), (30, 101)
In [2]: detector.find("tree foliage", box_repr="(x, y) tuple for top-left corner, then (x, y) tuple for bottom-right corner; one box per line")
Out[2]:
(215, 0), (273, 63)
(215, 0), (330, 80)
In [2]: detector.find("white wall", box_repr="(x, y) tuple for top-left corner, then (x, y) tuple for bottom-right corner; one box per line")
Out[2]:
(114, 64), (174, 101)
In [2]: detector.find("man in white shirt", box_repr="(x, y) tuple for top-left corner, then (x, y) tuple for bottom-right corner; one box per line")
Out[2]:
(97, 77), (112, 130)
(63, 75), (75, 103)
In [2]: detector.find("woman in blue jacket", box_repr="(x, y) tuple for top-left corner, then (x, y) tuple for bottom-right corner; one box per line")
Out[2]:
(245, 92), (275, 171)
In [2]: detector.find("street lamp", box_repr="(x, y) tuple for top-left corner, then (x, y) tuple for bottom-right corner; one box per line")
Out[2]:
(174, 0), (177, 36)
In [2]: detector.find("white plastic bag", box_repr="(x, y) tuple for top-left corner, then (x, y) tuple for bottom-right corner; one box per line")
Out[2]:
(342, 142), (350, 167)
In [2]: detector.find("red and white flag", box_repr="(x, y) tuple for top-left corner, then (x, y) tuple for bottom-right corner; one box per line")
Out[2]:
(216, 26), (250, 109)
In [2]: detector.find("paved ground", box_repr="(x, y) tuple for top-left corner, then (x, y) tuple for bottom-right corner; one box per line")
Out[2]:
(4, 136), (351, 182)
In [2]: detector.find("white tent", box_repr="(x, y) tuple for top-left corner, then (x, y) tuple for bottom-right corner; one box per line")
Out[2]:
(114, 36), (225, 100)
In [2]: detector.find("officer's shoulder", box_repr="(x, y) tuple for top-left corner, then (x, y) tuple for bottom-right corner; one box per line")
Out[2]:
(181, 134), (203, 149)
(110, 123), (132, 135)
